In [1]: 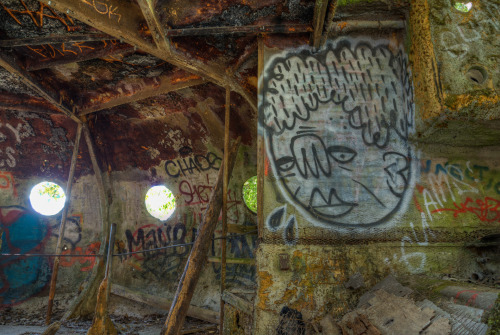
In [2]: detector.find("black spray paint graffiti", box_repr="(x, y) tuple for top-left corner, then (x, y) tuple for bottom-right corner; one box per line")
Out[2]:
(122, 223), (193, 280)
(211, 231), (257, 286)
(260, 39), (415, 227)
(164, 147), (222, 178)
(266, 205), (298, 245)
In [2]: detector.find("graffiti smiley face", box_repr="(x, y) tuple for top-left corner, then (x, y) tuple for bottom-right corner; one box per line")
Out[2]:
(269, 106), (412, 226)
(261, 39), (415, 227)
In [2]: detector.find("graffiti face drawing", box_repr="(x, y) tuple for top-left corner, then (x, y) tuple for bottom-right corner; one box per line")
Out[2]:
(261, 39), (415, 227)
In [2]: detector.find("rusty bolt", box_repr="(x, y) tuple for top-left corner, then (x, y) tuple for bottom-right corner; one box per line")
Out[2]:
(279, 253), (290, 271)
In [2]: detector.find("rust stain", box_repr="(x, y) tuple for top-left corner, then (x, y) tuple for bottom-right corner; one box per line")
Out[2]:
(444, 93), (500, 113)
(410, 0), (443, 119)
(257, 271), (274, 310)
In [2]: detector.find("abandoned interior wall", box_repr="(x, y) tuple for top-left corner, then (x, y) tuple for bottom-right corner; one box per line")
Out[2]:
(255, 2), (500, 329)
(0, 101), (258, 315)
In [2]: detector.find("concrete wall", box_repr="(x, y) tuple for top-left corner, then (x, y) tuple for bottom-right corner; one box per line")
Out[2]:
(0, 112), (258, 315)
(255, 28), (500, 332)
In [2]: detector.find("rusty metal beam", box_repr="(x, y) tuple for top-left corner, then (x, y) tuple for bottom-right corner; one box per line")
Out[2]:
(166, 24), (313, 37)
(38, 0), (257, 111)
(0, 51), (81, 123)
(46, 122), (83, 324)
(311, 0), (329, 48)
(0, 33), (111, 47)
(136, 0), (170, 53)
(79, 74), (205, 115)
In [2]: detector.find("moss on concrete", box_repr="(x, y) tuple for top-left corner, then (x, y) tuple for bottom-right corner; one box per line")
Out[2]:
(487, 293), (500, 335)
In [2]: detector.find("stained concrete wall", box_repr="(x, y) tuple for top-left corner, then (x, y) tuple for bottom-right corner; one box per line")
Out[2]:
(255, 19), (500, 332)
(0, 114), (258, 316)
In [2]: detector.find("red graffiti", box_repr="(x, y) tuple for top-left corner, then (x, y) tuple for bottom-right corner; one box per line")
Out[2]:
(0, 171), (17, 197)
(1, 0), (77, 31)
(60, 241), (101, 272)
(432, 197), (500, 223)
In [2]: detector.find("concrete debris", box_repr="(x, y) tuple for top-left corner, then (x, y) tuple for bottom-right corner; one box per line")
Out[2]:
(345, 272), (365, 290)
(357, 274), (413, 308)
(319, 313), (341, 335)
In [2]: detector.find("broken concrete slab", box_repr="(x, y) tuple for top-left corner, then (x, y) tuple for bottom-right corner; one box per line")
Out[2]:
(357, 274), (414, 308)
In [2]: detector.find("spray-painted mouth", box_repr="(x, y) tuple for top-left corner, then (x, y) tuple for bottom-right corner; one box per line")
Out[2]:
(308, 187), (357, 218)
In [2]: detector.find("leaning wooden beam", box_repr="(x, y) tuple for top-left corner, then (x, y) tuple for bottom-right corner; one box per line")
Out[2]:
(87, 224), (118, 335)
(62, 123), (111, 320)
(165, 24), (313, 37)
(136, 0), (170, 53)
(110, 284), (219, 324)
(0, 33), (111, 47)
(311, 0), (330, 49)
(38, 0), (257, 111)
(320, 0), (339, 47)
(219, 87), (231, 335)
(162, 137), (241, 335)
(46, 122), (83, 324)
(0, 51), (81, 124)
(221, 291), (253, 316)
(80, 73), (205, 115)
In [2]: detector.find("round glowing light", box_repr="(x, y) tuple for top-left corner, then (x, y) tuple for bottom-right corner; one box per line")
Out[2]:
(242, 176), (257, 214)
(454, 2), (473, 12)
(30, 181), (66, 216)
(145, 185), (176, 221)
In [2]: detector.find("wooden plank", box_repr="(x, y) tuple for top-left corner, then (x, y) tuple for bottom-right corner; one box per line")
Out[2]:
(110, 284), (218, 324)
(320, 0), (339, 47)
(311, 0), (329, 48)
(165, 24), (313, 37)
(46, 123), (83, 324)
(181, 325), (217, 334)
(80, 75), (205, 115)
(161, 137), (241, 335)
(227, 224), (257, 234)
(0, 33), (111, 47)
(136, 0), (170, 53)
(0, 51), (81, 123)
(219, 87), (231, 335)
(221, 291), (253, 315)
(256, 37), (264, 240)
(24, 42), (134, 71)
(208, 257), (255, 265)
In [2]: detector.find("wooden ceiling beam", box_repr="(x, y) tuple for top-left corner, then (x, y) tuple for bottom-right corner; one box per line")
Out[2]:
(79, 73), (205, 116)
(37, 0), (257, 111)
(0, 33), (112, 47)
(311, 0), (330, 49)
(320, 0), (339, 47)
(0, 51), (81, 123)
(136, 0), (171, 53)
(166, 24), (313, 37)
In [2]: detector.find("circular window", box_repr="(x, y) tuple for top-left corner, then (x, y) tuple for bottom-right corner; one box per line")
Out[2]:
(30, 181), (66, 216)
(454, 2), (472, 12)
(145, 185), (176, 221)
(242, 176), (257, 214)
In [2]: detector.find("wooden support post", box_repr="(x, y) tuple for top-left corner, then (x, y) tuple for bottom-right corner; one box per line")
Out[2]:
(320, 0), (339, 47)
(87, 223), (117, 335)
(62, 123), (111, 320)
(161, 137), (241, 335)
(257, 37), (265, 240)
(311, 0), (329, 49)
(220, 87), (231, 335)
(46, 123), (83, 324)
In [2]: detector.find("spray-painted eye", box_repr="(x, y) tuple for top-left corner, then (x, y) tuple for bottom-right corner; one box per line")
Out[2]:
(328, 146), (357, 164)
(275, 156), (295, 171)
